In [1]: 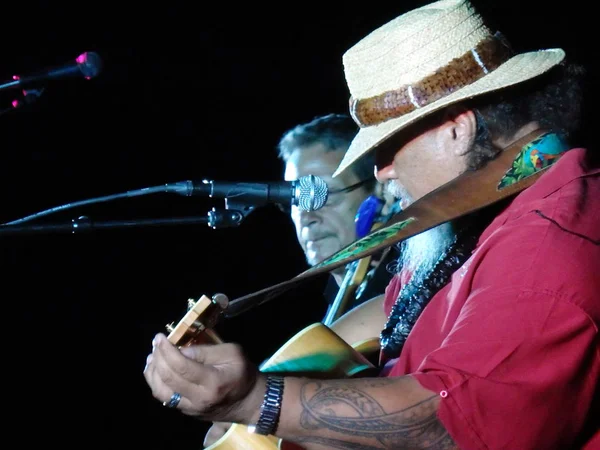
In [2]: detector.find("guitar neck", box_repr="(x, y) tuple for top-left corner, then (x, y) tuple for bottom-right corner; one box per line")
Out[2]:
(166, 295), (226, 347)
(322, 256), (371, 326)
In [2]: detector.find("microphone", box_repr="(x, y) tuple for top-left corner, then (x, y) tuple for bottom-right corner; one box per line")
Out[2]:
(0, 51), (103, 92)
(165, 175), (329, 211)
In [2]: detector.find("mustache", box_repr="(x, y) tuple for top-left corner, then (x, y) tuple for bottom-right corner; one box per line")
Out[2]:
(385, 180), (411, 202)
(303, 232), (333, 242)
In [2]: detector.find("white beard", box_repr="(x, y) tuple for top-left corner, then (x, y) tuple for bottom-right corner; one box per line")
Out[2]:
(384, 180), (456, 278)
(399, 222), (456, 279)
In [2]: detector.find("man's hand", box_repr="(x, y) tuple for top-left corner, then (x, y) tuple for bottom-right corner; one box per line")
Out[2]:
(143, 333), (265, 424)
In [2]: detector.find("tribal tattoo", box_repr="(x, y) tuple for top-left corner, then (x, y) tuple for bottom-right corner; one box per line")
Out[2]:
(294, 378), (457, 449)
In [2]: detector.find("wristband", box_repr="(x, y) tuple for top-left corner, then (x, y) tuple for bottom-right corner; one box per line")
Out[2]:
(248, 375), (285, 436)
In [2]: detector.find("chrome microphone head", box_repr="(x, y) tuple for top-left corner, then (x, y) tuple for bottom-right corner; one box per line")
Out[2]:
(296, 174), (328, 212)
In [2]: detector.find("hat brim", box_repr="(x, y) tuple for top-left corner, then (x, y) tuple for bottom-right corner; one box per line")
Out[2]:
(333, 48), (566, 177)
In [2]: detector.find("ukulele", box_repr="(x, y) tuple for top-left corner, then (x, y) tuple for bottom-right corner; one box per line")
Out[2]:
(165, 293), (380, 450)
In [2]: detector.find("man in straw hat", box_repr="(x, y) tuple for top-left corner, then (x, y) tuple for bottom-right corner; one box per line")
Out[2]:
(143, 1), (599, 448)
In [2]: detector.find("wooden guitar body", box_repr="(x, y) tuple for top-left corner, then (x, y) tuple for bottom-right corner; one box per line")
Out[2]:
(165, 295), (379, 450)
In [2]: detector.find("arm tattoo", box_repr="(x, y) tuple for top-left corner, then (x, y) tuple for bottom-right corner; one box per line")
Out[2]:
(293, 378), (457, 449)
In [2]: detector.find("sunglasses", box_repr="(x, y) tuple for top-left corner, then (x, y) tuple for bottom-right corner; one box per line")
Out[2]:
(328, 178), (372, 194)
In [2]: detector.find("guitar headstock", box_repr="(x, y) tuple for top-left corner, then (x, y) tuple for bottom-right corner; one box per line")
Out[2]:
(165, 293), (229, 347)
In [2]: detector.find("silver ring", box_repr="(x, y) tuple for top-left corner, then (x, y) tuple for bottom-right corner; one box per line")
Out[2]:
(163, 392), (181, 408)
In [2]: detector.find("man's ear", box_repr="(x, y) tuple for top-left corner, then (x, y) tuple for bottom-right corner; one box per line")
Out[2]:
(439, 106), (477, 156)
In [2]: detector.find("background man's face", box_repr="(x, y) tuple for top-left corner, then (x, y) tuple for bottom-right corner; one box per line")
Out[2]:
(285, 144), (371, 266)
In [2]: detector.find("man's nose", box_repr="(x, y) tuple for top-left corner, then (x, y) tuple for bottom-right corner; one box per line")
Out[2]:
(299, 209), (320, 228)
(375, 163), (396, 183)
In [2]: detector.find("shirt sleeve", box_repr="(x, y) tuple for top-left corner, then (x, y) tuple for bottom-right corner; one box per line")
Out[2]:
(411, 287), (599, 450)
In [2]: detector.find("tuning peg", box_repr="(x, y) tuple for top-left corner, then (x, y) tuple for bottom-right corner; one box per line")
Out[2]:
(212, 293), (229, 309)
(187, 298), (196, 310)
(165, 322), (175, 333)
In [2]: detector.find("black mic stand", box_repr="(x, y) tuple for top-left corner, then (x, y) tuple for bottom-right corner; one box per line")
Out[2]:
(0, 215), (213, 236)
(0, 87), (44, 116)
(0, 193), (268, 236)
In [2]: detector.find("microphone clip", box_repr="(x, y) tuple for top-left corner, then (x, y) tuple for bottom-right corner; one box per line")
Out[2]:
(207, 208), (245, 229)
(207, 196), (263, 230)
(180, 179), (289, 230)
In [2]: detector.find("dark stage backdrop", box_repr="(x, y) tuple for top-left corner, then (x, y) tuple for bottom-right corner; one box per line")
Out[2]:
(0, 1), (595, 448)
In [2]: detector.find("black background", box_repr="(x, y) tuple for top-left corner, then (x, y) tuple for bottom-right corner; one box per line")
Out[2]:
(0, 1), (595, 448)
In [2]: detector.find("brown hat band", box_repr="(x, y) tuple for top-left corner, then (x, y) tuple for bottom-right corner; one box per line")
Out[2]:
(349, 33), (514, 127)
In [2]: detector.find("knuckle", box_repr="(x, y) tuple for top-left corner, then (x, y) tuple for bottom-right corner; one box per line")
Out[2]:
(156, 363), (176, 384)
(224, 342), (245, 359)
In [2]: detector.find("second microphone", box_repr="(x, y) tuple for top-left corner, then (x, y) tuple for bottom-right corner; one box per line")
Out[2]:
(166, 174), (329, 212)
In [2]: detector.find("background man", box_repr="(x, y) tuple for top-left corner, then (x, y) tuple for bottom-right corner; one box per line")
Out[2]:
(277, 113), (400, 315)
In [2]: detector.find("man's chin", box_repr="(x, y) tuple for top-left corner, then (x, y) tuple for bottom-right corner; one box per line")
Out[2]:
(307, 252), (330, 267)
(307, 256), (321, 267)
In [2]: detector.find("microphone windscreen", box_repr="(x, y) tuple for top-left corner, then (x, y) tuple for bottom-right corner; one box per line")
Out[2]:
(76, 52), (103, 79)
(297, 175), (328, 211)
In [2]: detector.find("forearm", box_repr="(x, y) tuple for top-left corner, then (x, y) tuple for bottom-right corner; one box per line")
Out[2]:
(275, 375), (457, 450)
(330, 294), (386, 346)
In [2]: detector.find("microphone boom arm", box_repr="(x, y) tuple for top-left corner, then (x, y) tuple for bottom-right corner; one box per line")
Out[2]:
(1, 174), (328, 231)
(0, 215), (212, 236)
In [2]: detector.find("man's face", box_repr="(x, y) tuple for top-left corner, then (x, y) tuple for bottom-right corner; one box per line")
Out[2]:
(374, 114), (470, 209)
(285, 143), (371, 267)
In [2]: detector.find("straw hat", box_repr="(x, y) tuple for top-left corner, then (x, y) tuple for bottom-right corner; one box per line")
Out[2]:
(333, 0), (565, 177)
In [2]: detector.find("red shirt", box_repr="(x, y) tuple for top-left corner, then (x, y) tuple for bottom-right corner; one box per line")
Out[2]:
(384, 148), (600, 449)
